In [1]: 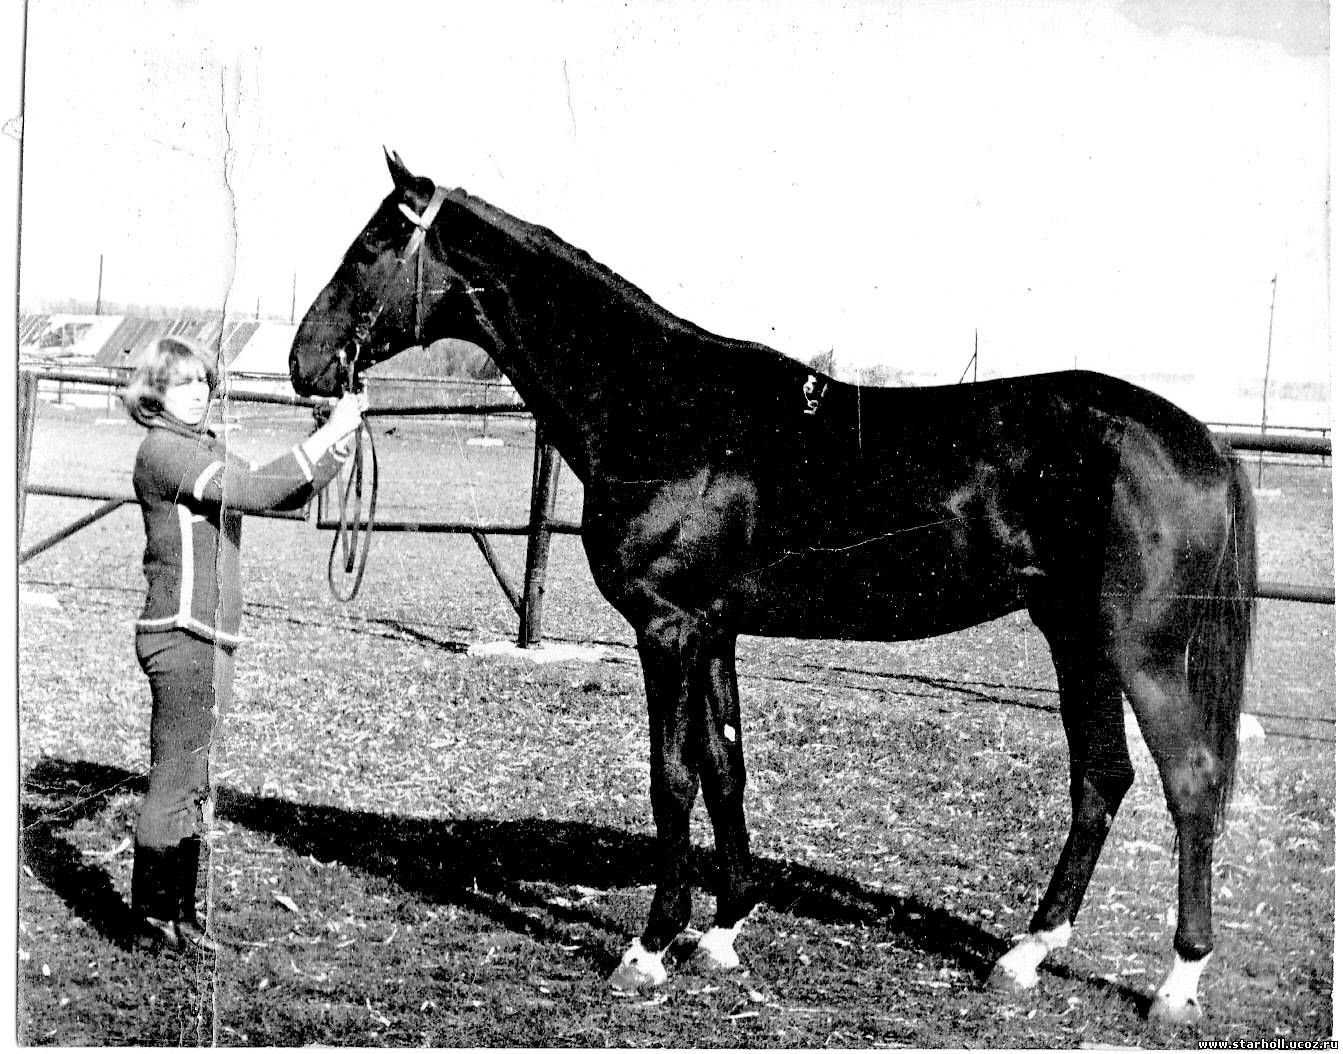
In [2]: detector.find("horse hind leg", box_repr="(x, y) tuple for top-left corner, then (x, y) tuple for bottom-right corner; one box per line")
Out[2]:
(991, 624), (1134, 993)
(1120, 650), (1225, 1026)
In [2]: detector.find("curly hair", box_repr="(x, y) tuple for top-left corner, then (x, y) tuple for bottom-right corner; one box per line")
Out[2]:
(122, 337), (221, 427)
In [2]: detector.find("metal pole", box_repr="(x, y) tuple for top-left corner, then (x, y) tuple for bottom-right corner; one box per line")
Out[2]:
(1258, 579), (1334, 605)
(1219, 431), (1330, 456)
(95, 253), (104, 315)
(518, 426), (563, 647)
(20, 499), (129, 564)
(470, 531), (522, 615)
(290, 272), (297, 325)
(1258, 274), (1277, 487)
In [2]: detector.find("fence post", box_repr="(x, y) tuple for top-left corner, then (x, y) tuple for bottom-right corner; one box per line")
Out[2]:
(518, 425), (563, 647)
(17, 370), (39, 545)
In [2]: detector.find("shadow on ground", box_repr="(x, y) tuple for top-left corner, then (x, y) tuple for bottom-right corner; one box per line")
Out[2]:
(20, 756), (1148, 1015)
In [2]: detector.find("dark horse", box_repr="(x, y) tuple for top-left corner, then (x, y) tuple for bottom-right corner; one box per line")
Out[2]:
(290, 151), (1256, 1024)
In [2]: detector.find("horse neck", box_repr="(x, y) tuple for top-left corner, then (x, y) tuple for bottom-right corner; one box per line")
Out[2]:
(440, 219), (711, 481)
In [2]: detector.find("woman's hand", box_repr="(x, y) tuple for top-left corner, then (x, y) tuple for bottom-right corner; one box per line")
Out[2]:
(300, 392), (368, 468)
(325, 392), (369, 438)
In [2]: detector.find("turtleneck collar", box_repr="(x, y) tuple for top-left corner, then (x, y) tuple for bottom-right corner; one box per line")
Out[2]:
(150, 411), (217, 440)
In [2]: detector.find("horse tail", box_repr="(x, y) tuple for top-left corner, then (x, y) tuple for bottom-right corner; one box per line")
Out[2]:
(1188, 449), (1258, 824)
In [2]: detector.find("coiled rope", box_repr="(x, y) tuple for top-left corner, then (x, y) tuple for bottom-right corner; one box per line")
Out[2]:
(326, 418), (378, 602)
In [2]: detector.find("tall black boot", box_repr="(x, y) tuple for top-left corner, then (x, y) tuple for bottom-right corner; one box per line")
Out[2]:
(131, 843), (181, 951)
(175, 836), (203, 926)
(173, 836), (220, 953)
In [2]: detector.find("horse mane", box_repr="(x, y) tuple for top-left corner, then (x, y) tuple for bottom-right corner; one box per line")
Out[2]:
(442, 187), (778, 353)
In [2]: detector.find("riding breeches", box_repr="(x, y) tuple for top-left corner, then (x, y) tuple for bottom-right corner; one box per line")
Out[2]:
(134, 631), (235, 849)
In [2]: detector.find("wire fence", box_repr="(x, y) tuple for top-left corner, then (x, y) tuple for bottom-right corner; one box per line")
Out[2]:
(18, 364), (1334, 741)
(18, 367), (1335, 610)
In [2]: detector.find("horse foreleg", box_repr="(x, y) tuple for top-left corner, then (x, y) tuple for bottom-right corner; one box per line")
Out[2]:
(693, 635), (756, 971)
(609, 614), (703, 991)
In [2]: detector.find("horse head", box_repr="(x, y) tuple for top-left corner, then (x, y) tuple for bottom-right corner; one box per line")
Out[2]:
(290, 150), (505, 397)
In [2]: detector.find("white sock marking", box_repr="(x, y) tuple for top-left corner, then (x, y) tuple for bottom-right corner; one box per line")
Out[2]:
(696, 920), (744, 969)
(993, 921), (1073, 989)
(615, 938), (667, 987)
(1153, 951), (1210, 1015)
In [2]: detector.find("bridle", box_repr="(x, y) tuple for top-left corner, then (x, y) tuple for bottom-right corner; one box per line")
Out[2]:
(337, 185), (452, 391)
(327, 185), (450, 602)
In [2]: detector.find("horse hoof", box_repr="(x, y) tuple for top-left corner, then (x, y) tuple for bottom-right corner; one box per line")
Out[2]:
(986, 963), (1038, 995)
(693, 926), (742, 971)
(1148, 994), (1202, 1027)
(608, 941), (667, 991)
(693, 943), (740, 972)
(609, 959), (666, 991)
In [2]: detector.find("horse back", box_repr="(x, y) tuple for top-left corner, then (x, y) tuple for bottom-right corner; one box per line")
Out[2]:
(583, 365), (1234, 642)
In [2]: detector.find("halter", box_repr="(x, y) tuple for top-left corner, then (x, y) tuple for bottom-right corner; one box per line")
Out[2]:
(327, 185), (450, 602)
(337, 185), (452, 391)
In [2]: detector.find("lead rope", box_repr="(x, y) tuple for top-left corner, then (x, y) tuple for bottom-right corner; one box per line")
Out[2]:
(326, 345), (378, 602)
(323, 186), (448, 602)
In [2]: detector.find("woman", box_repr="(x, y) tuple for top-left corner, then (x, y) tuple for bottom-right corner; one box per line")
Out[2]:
(122, 335), (366, 952)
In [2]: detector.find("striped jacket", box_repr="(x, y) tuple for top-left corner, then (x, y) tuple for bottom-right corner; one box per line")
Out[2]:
(132, 417), (348, 649)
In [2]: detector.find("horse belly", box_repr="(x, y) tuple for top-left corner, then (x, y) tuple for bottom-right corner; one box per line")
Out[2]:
(736, 534), (1028, 642)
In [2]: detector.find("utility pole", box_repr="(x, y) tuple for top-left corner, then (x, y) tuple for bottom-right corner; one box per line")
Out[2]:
(290, 271), (297, 324)
(1257, 274), (1277, 487)
(94, 253), (104, 315)
(958, 330), (979, 384)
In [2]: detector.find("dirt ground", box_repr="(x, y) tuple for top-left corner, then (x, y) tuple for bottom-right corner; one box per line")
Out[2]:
(17, 403), (1334, 1046)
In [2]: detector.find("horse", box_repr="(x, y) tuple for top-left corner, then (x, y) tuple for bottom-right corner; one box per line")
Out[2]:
(290, 150), (1256, 1025)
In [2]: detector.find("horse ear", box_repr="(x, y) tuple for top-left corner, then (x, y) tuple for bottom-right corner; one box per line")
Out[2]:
(385, 147), (414, 191)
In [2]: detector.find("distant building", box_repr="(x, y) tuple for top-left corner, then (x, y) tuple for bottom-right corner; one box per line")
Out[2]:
(18, 315), (518, 408)
(18, 313), (265, 371)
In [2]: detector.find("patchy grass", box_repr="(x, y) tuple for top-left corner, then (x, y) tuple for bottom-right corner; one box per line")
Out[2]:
(18, 402), (1334, 1046)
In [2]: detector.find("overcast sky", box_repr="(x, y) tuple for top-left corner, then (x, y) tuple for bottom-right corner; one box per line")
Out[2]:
(16, 0), (1329, 384)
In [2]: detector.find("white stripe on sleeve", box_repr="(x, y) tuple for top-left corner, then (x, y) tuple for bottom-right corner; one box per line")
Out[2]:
(192, 461), (225, 501)
(293, 445), (315, 482)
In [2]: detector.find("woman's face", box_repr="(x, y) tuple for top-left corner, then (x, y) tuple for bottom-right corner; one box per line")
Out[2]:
(162, 358), (211, 426)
